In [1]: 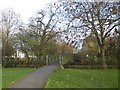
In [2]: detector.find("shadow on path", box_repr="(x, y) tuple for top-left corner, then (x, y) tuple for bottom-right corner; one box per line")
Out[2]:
(9, 63), (60, 88)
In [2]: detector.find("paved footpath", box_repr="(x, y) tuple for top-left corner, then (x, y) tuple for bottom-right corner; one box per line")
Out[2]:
(9, 63), (59, 88)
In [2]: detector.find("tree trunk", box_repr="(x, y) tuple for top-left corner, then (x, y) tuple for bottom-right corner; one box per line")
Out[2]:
(25, 52), (30, 67)
(59, 55), (64, 69)
(100, 46), (107, 69)
(35, 49), (39, 69)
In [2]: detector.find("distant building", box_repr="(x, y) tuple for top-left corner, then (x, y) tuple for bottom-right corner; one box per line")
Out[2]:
(16, 50), (25, 58)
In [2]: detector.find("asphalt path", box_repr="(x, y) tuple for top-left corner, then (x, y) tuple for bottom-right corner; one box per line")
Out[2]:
(9, 63), (59, 88)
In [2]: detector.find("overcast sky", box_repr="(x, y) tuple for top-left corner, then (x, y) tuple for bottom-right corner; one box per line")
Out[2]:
(0, 0), (58, 23)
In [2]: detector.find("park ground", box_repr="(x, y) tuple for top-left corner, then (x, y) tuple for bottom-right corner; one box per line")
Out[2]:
(46, 69), (118, 88)
(1, 67), (118, 88)
(0, 65), (1, 90)
(2, 68), (35, 88)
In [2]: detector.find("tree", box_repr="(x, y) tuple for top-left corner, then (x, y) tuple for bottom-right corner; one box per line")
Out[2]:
(115, 29), (120, 68)
(18, 4), (63, 68)
(105, 29), (120, 68)
(82, 33), (99, 62)
(0, 9), (22, 64)
(15, 30), (32, 65)
(58, 1), (120, 68)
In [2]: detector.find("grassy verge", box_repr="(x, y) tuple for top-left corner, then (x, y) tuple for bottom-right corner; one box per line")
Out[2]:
(46, 69), (118, 88)
(0, 65), (2, 90)
(2, 68), (35, 88)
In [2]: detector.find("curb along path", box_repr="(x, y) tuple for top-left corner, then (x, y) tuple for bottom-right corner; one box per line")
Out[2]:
(9, 63), (59, 88)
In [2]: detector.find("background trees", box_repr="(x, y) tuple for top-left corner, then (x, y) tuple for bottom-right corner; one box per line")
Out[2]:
(1, 1), (119, 69)
(0, 9), (22, 67)
(0, 9), (21, 57)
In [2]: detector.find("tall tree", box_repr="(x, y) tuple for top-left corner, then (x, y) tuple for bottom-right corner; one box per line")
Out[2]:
(58, 0), (120, 68)
(0, 9), (22, 60)
(18, 4), (63, 68)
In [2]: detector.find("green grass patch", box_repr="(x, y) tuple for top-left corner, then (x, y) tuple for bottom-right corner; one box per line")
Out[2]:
(46, 69), (118, 88)
(0, 65), (2, 90)
(2, 68), (35, 88)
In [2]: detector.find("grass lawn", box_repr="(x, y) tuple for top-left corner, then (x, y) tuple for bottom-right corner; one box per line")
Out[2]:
(2, 68), (35, 88)
(46, 69), (118, 88)
(0, 65), (2, 90)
